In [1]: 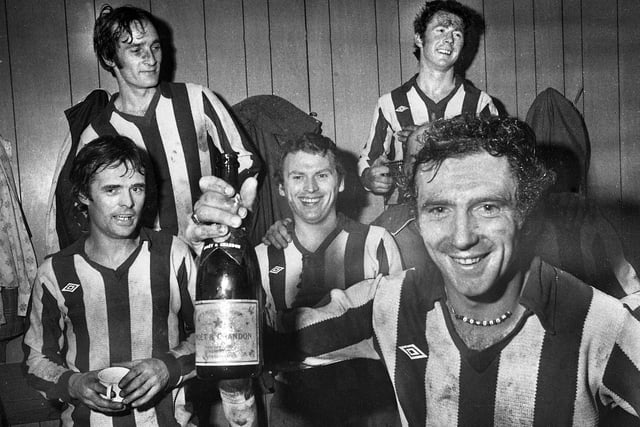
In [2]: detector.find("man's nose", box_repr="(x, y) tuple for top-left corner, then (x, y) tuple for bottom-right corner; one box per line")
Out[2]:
(304, 177), (318, 192)
(120, 191), (135, 207)
(143, 48), (157, 64)
(451, 213), (479, 249)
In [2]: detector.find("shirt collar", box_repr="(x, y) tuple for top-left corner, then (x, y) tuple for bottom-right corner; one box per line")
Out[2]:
(421, 256), (558, 333)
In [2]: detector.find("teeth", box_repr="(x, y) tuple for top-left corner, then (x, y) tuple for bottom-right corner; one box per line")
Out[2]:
(452, 257), (481, 265)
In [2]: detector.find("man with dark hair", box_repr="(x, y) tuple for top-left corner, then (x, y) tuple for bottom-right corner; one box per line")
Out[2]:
(24, 135), (198, 426)
(46, 4), (259, 253)
(275, 115), (640, 426)
(359, 0), (497, 204)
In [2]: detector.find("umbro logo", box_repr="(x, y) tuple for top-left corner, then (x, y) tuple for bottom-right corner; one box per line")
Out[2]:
(62, 283), (80, 293)
(269, 266), (284, 274)
(398, 344), (427, 360)
(395, 105), (409, 113)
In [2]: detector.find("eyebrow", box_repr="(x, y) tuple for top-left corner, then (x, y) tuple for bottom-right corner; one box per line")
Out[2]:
(288, 168), (333, 175)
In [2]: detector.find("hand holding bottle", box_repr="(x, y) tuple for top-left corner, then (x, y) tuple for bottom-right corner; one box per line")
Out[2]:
(185, 175), (258, 253)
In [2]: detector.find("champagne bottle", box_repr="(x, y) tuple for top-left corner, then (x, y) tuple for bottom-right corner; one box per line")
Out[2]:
(195, 153), (262, 379)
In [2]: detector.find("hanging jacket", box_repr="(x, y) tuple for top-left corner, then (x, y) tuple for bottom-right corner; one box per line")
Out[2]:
(231, 95), (322, 244)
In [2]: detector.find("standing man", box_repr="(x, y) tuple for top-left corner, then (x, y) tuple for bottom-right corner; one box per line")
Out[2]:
(47, 4), (259, 253)
(284, 116), (640, 426)
(24, 136), (197, 426)
(359, 0), (497, 203)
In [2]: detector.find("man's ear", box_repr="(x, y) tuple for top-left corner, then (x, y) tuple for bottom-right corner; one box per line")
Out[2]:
(414, 33), (424, 48)
(278, 183), (285, 197)
(78, 192), (91, 207)
(338, 177), (345, 193)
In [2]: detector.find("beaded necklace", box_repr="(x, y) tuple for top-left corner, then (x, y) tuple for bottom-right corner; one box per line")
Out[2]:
(447, 303), (512, 327)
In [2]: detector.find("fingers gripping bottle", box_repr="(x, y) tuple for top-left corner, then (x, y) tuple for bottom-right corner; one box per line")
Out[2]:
(195, 153), (263, 379)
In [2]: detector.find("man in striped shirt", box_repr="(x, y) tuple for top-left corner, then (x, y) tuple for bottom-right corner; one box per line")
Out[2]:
(47, 5), (259, 253)
(286, 115), (640, 426)
(222, 134), (403, 427)
(24, 136), (197, 426)
(359, 0), (497, 204)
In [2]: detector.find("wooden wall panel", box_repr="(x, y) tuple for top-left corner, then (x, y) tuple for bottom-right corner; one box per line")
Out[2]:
(269, 0), (309, 112)
(375, 0), (402, 95)
(0, 0), (17, 178)
(7, 0), (72, 261)
(243, 0), (273, 97)
(152, 0), (207, 87)
(619, 0), (640, 205)
(483, 0), (516, 116)
(398, 0), (422, 83)
(306, 0), (335, 141)
(562, 0), (584, 112)
(513, 0), (536, 119)
(459, 0), (487, 92)
(619, 0), (640, 259)
(205, 0), (247, 105)
(330, 0), (381, 222)
(582, 1), (620, 201)
(533, 0), (564, 94)
(65, 0), (99, 105)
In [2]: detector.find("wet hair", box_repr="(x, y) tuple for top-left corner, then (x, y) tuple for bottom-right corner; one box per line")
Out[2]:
(409, 115), (555, 220)
(94, 4), (156, 74)
(70, 134), (148, 207)
(412, 0), (484, 60)
(274, 133), (345, 185)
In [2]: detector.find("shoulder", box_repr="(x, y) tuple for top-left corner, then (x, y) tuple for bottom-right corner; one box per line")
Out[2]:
(371, 203), (414, 235)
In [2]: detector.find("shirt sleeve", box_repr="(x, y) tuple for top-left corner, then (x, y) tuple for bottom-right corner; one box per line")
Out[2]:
(600, 309), (640, 418)
(201, 87), (261, 182)
(158, 238), (198, 387)
(284, 275), (383, 366)
(377, 229), (404, 274)
(23, 263), (76, 402)
(358, 99), (394, 179)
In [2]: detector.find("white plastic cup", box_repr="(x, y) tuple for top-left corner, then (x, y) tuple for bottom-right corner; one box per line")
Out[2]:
(97, 367), (130, 402)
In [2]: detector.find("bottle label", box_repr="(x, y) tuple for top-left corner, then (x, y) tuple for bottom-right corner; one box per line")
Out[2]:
(195, 300), (260, 366)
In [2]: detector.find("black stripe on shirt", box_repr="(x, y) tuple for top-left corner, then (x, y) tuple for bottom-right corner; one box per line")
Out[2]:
(53, 255), (90, 371)
(394, 269), (430, 427)
(457, 354), (499, 426)
(461, 82), (481, 115)
(150, 233), (172, 355)
(603, 343), (640, 415)
(377, 239), (390, 276)
(367, 108), (389, 166)
(203, 93), (234, 155)
(268, 244), (287, 311)
(106, 269), (132, 364)
(391, 85), (414, 129)
(172, 84), (202, 208)
(344, 230), (367, 289)
(533, 268), (591, 425)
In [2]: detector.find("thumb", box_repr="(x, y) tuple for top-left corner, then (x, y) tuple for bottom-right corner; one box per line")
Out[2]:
(372, 155), (388, 167)
(112, 361), (135, 369)
(240, 175), (258, 212)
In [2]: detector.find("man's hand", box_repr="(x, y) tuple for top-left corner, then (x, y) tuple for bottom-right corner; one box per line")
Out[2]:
(67, 371), (126, 413)
(117, 359), (170, 408)
(361, 156), (392, 194)
(396, 124), (418, 147)
(262, 218), (293, 249)
(185, 175), (258, 253)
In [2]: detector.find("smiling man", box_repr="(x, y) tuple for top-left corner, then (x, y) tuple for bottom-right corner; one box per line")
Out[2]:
(24, 136), (197, 426)
(234, 133), (402, 427)
(359, 0), (497, 204)
(284, 115), (640, 426)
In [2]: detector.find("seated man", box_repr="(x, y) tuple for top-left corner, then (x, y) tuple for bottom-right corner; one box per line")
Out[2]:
(279, 115), (640, 425)
(24, 135), (197, 426)
(260, 133), (402, 426)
